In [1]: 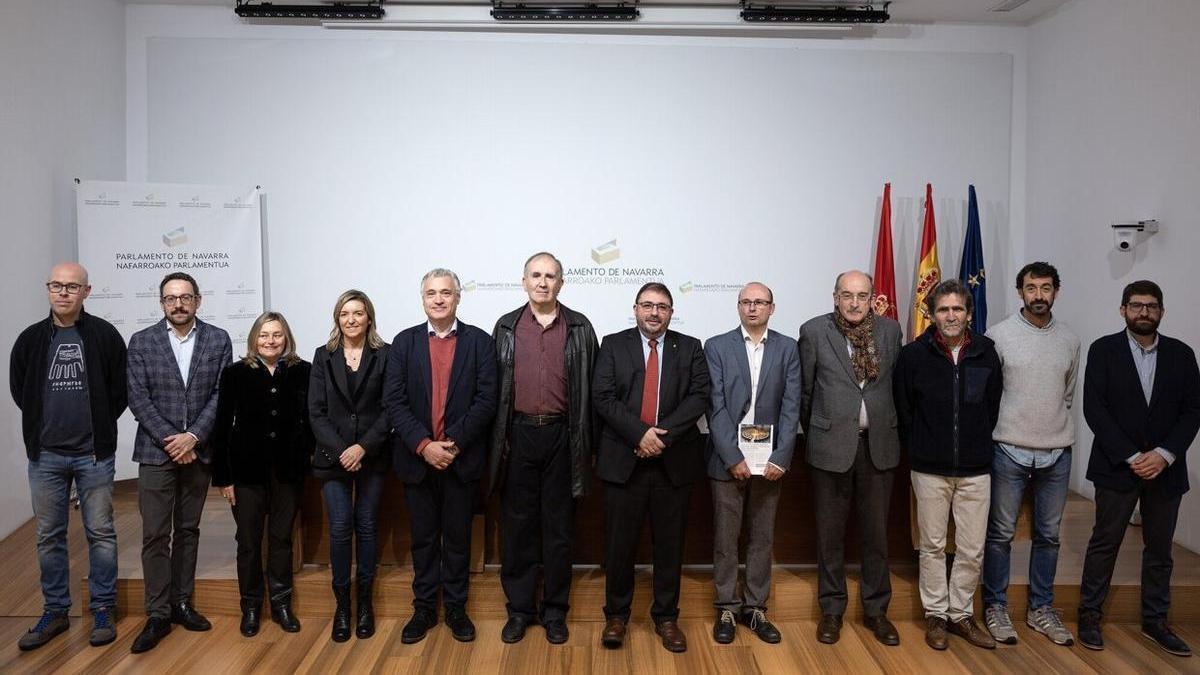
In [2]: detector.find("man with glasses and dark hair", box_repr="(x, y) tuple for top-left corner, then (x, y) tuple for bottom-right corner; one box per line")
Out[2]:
(982, 262), (1080, 647)
(799, 270), (903, 647)
(10, 263), (126, 651)
(593, 282), (710, 653)
(705, 282), (800, 645)
(1077, 280), (1200, 656)
(126, 272), (232, 653)
(895, 278), (1003, 651)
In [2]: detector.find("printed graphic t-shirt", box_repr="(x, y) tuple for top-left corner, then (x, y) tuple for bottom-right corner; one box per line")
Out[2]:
(40, 326), (94, 456)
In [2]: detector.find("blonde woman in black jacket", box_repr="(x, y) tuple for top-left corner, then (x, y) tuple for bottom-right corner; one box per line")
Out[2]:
(308, 290), (390, 642)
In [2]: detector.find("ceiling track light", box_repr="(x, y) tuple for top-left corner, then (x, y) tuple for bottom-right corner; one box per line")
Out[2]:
(491, 2), (639, 21)
(739, 2), (889, 24)
(234, 1), (385, 20)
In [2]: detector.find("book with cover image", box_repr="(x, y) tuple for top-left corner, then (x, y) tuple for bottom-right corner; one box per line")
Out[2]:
(738, 423), (774, 476)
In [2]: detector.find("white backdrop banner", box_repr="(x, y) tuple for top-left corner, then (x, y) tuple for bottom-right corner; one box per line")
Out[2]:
(76, 180), (265, 478)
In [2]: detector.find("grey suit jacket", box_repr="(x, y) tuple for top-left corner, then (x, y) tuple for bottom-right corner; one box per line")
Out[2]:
(127, 318), (233, 465)
(704, 327), (802, 481)
(798, 313), (902, 473)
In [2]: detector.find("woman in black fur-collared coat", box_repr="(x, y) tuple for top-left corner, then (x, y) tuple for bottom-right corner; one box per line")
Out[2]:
(212, 311), (312, 638)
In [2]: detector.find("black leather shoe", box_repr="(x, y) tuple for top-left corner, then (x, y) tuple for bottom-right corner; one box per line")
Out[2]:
(740, 608), (781, 644)
(864, 615), (900, 646)
(713, 609), (737, 644)
(446, 606), (476, 642)
(240, 605), (261, 637)
(501, 616), (529, 644)
(131, 617), (172, 654)
(401, 608), (438, 644)
(1077, 611), (1103, 651)
(355, 580), (375, 639)
(1143, 620), (1191, 657)
(817, 614), (842, 645)
(171, 602), (212, 632)
(544, 619), (569, 645)
(331, 585), (351, 642)
(270, 602), (301, 633)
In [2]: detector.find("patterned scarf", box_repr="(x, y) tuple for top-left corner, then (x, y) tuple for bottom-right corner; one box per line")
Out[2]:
(833, 310), (880, 382)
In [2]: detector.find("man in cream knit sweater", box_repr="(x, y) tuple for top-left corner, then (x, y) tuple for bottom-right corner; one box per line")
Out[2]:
(981, 262), (1081, 647)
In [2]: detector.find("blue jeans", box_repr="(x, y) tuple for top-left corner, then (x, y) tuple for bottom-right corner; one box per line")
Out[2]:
(982, 446), (1071, 609)
(321, 471), (385, 588)
(28, 453), (117, 613)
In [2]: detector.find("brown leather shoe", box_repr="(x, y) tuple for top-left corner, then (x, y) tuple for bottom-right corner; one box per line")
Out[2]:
(949, 617), (997, 649)
(655, 620), (687, 653)
(601, 618), (626, 648)
(864, 615), (900, 646)
(816, 614), (842, 644)
(925, 616), (949, 650)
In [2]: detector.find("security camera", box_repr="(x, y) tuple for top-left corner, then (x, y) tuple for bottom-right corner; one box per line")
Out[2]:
(1111, 220), (1159, 252)
(1113, 228), (1136, 251)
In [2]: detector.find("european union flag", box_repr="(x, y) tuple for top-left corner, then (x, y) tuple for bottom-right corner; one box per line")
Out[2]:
(959, 185), (987, 332)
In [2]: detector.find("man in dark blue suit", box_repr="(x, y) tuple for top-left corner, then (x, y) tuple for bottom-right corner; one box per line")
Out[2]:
(1078, 280), (1200, 656)
(384, 268), (498, 645)
(593, 282), (710, 654)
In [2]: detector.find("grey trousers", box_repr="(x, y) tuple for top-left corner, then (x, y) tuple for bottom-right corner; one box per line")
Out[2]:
(711, 475), (782, 612)
(811, 437), (894, 618)
(138, 461), (212, 618)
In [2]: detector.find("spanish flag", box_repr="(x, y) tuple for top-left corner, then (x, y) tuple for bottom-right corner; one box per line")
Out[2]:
(911, 183), (941, 339)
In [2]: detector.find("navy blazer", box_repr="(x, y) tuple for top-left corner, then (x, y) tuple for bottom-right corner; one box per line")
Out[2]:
(384, 321), (499, 485)
(592, 327), (711, 487)
(1084, 330), (1200, 495)
(703, 327), (802, 480)
(127, 318), (233, 465)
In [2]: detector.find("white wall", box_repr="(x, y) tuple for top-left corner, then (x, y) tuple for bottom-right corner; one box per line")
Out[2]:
(1028, 0), (1200, 549)
(0, 0), (126, 538)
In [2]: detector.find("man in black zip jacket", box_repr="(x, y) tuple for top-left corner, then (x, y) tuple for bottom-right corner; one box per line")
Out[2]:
(9, 263), (127, 651)
(895, 278), (1002, 652)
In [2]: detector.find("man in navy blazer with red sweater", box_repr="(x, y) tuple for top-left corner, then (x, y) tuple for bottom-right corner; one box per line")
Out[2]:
(384, 268), (498, 645)
(1078, 280), (1200, 656)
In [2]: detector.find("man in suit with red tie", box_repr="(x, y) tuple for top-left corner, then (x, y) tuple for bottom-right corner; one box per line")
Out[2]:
(593, 282), (711, 653)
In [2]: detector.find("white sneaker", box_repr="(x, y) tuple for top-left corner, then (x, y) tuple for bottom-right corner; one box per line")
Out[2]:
(984, 604), (1018, 645)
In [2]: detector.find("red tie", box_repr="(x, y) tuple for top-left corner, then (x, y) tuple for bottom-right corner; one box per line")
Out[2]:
(640, 338), (659, 426)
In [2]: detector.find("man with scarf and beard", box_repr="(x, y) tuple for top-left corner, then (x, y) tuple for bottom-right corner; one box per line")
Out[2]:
(798, 270), (903, 646)
(1077, 280), (1200, 656)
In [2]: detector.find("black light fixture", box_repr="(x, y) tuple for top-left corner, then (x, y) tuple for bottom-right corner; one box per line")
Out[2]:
(234, 1), (385, 20)
(491, 0), (638, 21)
(740, 2), (889, 23)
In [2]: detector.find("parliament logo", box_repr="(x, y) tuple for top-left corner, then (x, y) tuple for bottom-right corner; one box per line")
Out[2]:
(590, 239), (620, 264)
(162, 227), (188, 247)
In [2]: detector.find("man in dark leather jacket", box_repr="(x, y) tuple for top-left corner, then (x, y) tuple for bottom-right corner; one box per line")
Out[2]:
(489, 252), (599, 645)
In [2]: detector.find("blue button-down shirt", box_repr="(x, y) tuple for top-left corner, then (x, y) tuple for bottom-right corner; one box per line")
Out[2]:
(1126, 330), (1174, 466)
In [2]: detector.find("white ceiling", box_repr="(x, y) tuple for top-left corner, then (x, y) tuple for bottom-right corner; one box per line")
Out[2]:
(123, 0), (1072, 26)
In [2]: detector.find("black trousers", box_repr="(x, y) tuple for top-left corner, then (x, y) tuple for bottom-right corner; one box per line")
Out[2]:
(811, 437), (895, 617)
(603, 460), (692, 623)
(230, 473), (302, 605)
(138, 461), (211, 618)
(404, 467), (475, 611)
(1079, 481), (1181, 622)
(500, 419), (574, 622)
